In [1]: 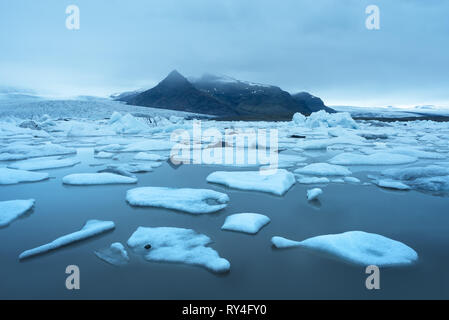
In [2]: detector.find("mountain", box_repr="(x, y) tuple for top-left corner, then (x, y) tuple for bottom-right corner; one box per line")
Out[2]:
(292, 92), (335, 113)
(117, 71), (334, 120)
(119, 70), (235, 116)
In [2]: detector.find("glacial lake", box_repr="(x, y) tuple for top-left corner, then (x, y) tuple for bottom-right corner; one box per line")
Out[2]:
(1, 147), (449, 299)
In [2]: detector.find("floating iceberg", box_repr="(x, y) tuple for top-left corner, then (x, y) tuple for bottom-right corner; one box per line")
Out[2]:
(0, 168), (49, 185)
(8, 157), (80, 171)
(0, 199), (35, 227)
(221, 213), (270, 234)
(0, 143), (76, 161)
(127, 226), (230, 273)
(271, 231), (418, 266)
(294, 163), (352, 176)
(19, 220), (115, 259)
(126, 187), (229, 214)
(108, 113), (150, 134)
(296, 176), (330, 184)
(133, 152), (167, 161)
(94, 242), (130, 266)
(94, 152), (114, 159)
(307, 188), (323, 201)
(372, 179), (411, 190)
(206, 169), (295, 196)
(123, 140), (175, 152)
(62, 173), (137, 185)
(330, 152), (418, 165)
(292, 110), (359, 129)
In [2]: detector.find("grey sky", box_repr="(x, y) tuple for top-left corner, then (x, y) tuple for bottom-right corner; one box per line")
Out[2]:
(0, 0), (448, 107)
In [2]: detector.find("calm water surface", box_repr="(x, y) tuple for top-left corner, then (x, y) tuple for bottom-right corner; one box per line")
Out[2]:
(1, 147), (448, 299)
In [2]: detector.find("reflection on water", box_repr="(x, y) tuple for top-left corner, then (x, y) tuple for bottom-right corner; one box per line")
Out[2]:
(0, 147), (449, 299)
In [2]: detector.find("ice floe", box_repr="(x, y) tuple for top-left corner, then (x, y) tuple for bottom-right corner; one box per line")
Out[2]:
(126, 187), (229, 214)
(8, 157), (80, 171)
(134, 152), (167, 161)
(294, 163), (352, 176)
(206, 169), (295, 196)
(0, 142), (76, 161)
(296, 176), (330, 184)
(94, 242), (130, 266)
(62, 173), (137, 185)
(0, 168), (49, 185)
(19, 220), (115, 259)
(127, 226), (230, 273)
(372, 179), (411, 190)
(271, 231), (418, 266)
(0, 199), (35, 227)
(94, 151), (114, 159)
(292, 110), (359, 129)
(329, 152), (418, 166)
(307, 188), (323, 201)
(221, 213), (270, 234)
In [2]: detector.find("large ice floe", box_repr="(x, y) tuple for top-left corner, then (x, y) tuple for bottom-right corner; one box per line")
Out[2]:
(206, 169), (295, 196)
(62, 173), (137, 185)
(329, 152), (418, 166)
(221, 213), (271, 234)
(8, 156), (80, 171)
(0, 142), (76, 161)
(126, 187), (229, 214)
(374, 165), (449, 193)
(271, 231), (418, 266)
(0, 199), (35, 227)
(0, 168), (49, 184)
(94, 242), (130, 266)
(294, 163), (352, 176)
(19, 220), (115, 259)
(127, 226), (230, 273)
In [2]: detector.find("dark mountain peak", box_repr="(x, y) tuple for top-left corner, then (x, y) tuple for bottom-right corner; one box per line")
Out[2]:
(160, 70), (189, 86)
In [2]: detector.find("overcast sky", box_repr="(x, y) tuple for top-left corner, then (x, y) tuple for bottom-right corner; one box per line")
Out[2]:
(1, 0), (448, 107)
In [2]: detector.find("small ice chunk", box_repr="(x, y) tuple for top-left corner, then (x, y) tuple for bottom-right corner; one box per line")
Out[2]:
(62, 173), (137, 185)
(344, 177), (361, 183)
(133, 152), (167, 161)
(126, 187), (229, 214)
(127, 226), (230, 273)
(206, 169), (295, 196)
(307, 188), (323, 201)
(330, 152), (418, 165)
(95, 152), (114, 159)
(0, 199), (35, 227)
(294, 163), (352, 176)
(373, 179), (411, 190)
(8, 157), (80, 171)
(0, 168), (49, 185)
(221, 213), (270, 234)
(296, 176), (330, 184)
(19, 220), (115, 259)
(271, 231), (418, 266)
(94, 242), (130, 266)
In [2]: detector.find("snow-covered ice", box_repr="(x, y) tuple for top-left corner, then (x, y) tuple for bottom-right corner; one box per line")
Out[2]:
(330, 152), (418, 166)
(8, 157), (80, 171)
(94, 151), (114, 159)
(0, 199), (35, 227)
(126, 187), (229, 214)
(127, 226), (230, 273)
(271, 231), (418, 266)
(134, 152), (167, 161)
(62, 173), (137, 185)
(94, 242), (130, 266)
(294, 163), (352, 176)
(372, 179), (411, 190)
(221, 213), (271, 234)
(296, 176), (330, 184)
(0, 168), (49, 185)
(307, 188), (323, 201)
(206, 169), (295, 196)
(0, 143), (76, 161)
(19, 220), (115, 259)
